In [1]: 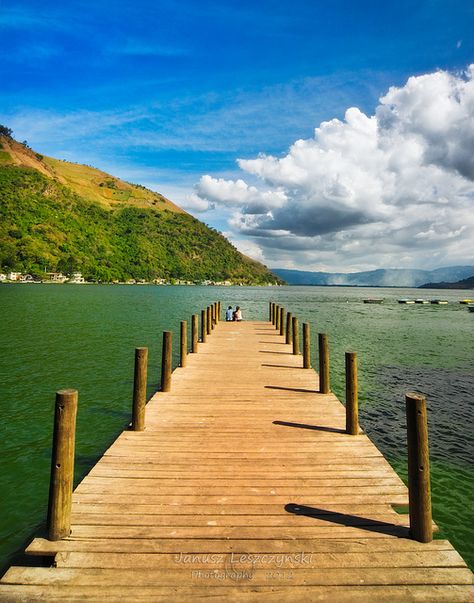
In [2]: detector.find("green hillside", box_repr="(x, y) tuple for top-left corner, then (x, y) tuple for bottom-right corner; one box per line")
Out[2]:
(0, 142), (280, 284)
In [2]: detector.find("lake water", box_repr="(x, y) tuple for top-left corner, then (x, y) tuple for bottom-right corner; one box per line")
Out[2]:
(0, 284), (473, 573)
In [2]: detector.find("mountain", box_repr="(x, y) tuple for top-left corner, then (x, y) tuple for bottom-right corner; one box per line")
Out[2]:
(419, 275), (474, 289)
(0, 133), (281, 284)
(273, 267), (474, 287)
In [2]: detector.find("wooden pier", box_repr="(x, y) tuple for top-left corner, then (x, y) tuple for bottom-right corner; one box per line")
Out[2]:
(1, 314), (472, 601)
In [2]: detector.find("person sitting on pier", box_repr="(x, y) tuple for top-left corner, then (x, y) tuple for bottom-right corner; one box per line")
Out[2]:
(226, 305), (234, 321)
(233, 306), (242, 321)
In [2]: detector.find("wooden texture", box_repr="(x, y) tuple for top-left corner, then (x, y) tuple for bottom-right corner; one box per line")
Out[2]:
(303, 323), (311, 369)
(279, 307), (285, 336)
(292, 316), (299, 355)
(160, 331), (172, 392)
(285, 311), (292, 345)
(345, 352), (358, 435)
(406, 392), (432, 543)
(132, 348), (147, 431)
(47, 389), (78, 541)
(180, 321), (187, 368)
(319, 332), (330, 394)
(200, 309), (206, 343)
(1, 321), (472, 601)
(191, 314), (198, 353)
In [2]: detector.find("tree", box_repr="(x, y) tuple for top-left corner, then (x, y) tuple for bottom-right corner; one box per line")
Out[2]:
(0, 125), (13, 138)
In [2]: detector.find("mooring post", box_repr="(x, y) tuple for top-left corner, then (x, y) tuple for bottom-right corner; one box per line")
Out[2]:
(406, 392), (432, 543)
(286, 312), (292, 345)
(345, 352), (358, 434)
(161, 331), (172, 392)
(292, 316), (300, 355)
(215, 302), (219, 323)
(269, 302), (272, 322)
(47, 389), (78, 541)
(303, 323), (311, 368)
(279, 307), (285, 336)
(218, 301), (221, 321)
(191, 314), (198, 353)
(275, 305), (280, 330)
(206, 306), (212, 335)
(272, 303), (276, 325)
(132, 347), (148, 431)
(180, 320), (187, 367)
(212, 303), (216, 328)
(201, 309), (207, 343)
(319, 333), (330, 393)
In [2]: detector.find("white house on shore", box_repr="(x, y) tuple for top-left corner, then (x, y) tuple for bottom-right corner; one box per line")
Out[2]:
(68, 272), (85, 283)
(7, 272), (22, 281)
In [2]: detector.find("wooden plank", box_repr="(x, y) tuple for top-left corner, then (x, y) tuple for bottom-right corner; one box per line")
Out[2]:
(3, 566), (473, 586)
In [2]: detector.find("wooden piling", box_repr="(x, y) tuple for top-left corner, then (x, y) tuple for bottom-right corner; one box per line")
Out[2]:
(206, 307), (211, 335)
(180, 321), (187, 367)
(319, 333), (330, 393)
(292, 316), (300, 355)
(279, 307), (285, 336)
(201, 310), (207, 343)
(218, 301), (221, 321)
(345, 352), (358, 435)
(285, 312), (292, 345)
(211, 304), (216, 328)
(191, 315), (198, 353)
(269, 301), (272, 322)
(132, 347), (148, 431)
(47, 389), (78, 541)
(406, 392), (432, 543)
(272, 303), (276, 325)
(161, 331), (172, 392)
(303, 323), (311, 368)
(276, 305), (281, 330)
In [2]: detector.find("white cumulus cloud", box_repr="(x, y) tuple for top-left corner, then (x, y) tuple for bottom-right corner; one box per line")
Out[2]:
(194, 66), (474, 270)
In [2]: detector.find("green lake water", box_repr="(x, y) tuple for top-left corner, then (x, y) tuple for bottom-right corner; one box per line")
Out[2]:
(0, 284), (473, 573)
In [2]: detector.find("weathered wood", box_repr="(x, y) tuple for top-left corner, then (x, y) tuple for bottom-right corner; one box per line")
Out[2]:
(206, 307), (211, 335)
(269, 301), (272, 322)
(319, 332), (330, 393)
(160, 331), (172, 392)
(191, 315), (198, 353)
(345, 352), (358, 435)
(271, 302), (275, 324)
(200, 310), (206, 343)
(303, 323), (311, 368)
(47, 389), (78, 541)
(292, 316), (300, 355)
(275, 305), (280, 330)
(180, 321), (187, 367)
(286, 311), (292, 345)
(406, 392), (432, 543)
(279, 307), (285, 336)
(132, 348), (148, 431)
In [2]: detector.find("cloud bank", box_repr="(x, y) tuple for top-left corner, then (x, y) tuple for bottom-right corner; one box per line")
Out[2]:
(194, 66), (474, 270)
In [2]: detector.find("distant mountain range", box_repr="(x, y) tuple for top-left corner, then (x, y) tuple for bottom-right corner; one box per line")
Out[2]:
(272, 267), (474, 288)
(419, 275), (474, 290)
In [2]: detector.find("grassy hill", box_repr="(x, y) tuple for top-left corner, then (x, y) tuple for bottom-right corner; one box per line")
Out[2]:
(419, 275), (474, 289)
(0, 134), (281, 284)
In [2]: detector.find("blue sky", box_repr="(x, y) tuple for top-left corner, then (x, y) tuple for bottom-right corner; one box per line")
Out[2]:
(1, 0), (473, 270)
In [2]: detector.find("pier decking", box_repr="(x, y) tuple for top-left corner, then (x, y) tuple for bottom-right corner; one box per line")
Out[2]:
(1, 319), (472, 601)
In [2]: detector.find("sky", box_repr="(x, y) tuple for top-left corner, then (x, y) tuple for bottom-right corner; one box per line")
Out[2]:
(1, 0), (473, 272)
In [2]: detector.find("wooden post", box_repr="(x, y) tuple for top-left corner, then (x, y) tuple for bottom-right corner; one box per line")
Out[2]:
(161, 331), (172, 392)
(292, 316), (300, 355)
(269, 301), (272, 322)
(215, 302), (219, 323)
(191, 314), (198, 353)
(272, 303), (276, 325)
(286, 312), (292, 345)
(275, 305), (280, 330)
(279, 307), (285, 336)
(180, 320), (187, 367)
(406, 392), (432, 543)
(201, 310), (207, 343)
(345, 352), (358, 434)
(47, 389), (78, 541)
(212, 303), (216, 328)
(206, 306), (212, 335)
(303, 323), (311, 368)
(319, 333), (330, 393)
(132, 347), (148, 431)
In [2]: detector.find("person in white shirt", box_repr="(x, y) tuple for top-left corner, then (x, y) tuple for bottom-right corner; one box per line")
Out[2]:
(225, 306), (233, 321)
